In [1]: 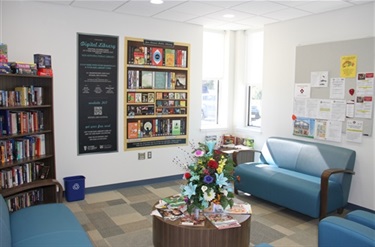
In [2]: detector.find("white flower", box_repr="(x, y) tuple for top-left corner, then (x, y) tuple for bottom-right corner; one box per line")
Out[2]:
(203, 188), (216, 201)
(201, 185), (208, 193)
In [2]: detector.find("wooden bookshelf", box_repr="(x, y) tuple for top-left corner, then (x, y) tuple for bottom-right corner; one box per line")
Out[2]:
(0, 73), (56, 211)
(124, 37), (189, 150)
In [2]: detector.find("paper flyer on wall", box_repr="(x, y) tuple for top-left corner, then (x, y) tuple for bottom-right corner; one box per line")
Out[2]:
(355, 72), (374, 119)
(293, 117), (315, 138)
(346, 119), (363, 143)
(329, 78), (345, 99)
(314, 120), (342, 143)
(294, 84), (311, 98)
(340, 55), (357, 78)
(311, 71), (328, 87)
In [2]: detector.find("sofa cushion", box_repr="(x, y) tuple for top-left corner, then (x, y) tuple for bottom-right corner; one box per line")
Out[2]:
(346, 210), (375, 230)
(10, 203), (92, 247)
(319, 216), (375, 247)
(0, 195), (11, 247)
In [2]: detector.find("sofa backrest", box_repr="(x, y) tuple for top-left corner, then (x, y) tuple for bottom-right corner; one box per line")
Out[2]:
(0, 195), (11, 247)
(261, 137), (356, 183)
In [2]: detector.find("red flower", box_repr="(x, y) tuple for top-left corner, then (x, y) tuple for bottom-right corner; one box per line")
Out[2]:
(207, 160), (218, 169)
(183, 172), (191, 179)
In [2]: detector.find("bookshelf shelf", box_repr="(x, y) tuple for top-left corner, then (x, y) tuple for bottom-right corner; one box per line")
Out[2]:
(124, 37), (189, 150)
(0, 73), (56, 211)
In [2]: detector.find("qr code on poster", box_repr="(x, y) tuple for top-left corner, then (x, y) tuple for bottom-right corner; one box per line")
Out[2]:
(94, 106), (102, 115)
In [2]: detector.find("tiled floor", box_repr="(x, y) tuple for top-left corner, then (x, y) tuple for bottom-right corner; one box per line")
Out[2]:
(64, 179), (346, 247)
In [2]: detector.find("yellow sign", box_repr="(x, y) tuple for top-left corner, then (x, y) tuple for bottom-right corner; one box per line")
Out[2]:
(340, 55), (357, 78)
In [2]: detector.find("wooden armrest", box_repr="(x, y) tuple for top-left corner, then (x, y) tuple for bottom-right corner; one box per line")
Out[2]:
(320, 169), (355, 220)
(1, 179), (63, 203)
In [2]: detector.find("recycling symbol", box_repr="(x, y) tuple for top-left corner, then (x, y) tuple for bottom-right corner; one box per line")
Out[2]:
(72, 183), (80, 190)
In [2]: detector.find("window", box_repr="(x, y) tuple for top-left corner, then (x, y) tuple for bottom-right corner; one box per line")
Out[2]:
(201, 30), (225, 127)
(247, 85), (262, 127)
(246, 30), (264, 128)
(201, 80), (219, 124)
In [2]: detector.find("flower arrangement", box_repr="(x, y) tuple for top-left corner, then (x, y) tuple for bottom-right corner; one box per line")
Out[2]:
(179, 141), (235, 214)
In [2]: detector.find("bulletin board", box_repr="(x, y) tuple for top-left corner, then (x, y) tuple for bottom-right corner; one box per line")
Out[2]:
(294, 37), (374, 139)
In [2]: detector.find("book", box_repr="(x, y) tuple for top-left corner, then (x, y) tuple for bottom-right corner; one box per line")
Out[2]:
(179, 212), (205, 226)
(151, 47), (163, 66)
(39, 165), (50, 179)
(148, 93), (155, 103)
(172, 120), (181, 135)
(127, 92), (135, 103)
(154, 71), (167, 89)
(175, 73), (186, 89)
(204, 213), (241, 230)
(133, 47), (145, 65)
(141, 71), (153, 89)
(164, 49), (175, 67)
(135, 93), (142, 103)
(15, 86), (29, 106)
(128, 122), (138, 139)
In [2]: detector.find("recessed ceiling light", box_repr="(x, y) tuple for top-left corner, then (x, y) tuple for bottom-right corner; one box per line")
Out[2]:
(150, 0), (164, 4)
(223, 14), (235, 18)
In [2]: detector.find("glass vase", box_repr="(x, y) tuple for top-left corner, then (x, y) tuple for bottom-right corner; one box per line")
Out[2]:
(194, 207), (200, 220)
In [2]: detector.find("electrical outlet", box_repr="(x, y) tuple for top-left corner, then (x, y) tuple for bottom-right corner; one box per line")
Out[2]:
(147, 151), (152, 159)
(138, 153), (146, 160)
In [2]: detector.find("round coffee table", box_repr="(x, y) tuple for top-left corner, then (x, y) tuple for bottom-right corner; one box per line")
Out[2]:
(152, 207), (251, 247)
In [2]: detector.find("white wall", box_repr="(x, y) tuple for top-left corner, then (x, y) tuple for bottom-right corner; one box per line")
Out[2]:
(2, 1), (374, 210)
(259, 3), (374, 210)
(1, 2), (204, 188)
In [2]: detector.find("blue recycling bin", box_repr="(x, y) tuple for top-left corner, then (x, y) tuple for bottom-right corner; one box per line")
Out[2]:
(64, 175), (86, 202)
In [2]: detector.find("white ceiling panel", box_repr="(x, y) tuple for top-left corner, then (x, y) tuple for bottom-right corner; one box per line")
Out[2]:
(263, 7), (311, 21)
(38, 0), (371, 30)
(231, 1), (289, 15)
(71, 1), (125, 11)
(115, 1), (181, 16)
(295, 1), (354, 13)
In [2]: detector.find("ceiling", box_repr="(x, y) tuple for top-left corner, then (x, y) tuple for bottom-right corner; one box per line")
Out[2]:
(41, 0), (373, 30)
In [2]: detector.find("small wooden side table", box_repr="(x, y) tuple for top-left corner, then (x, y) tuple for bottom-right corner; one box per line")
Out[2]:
(152, 211), (251, 247)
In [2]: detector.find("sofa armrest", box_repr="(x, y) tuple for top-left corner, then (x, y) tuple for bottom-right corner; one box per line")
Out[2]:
(1, 179), (63, 203)
(233, 149), (262, 166)
(318, 216), (375, 247)
(320, 169), (355, 220)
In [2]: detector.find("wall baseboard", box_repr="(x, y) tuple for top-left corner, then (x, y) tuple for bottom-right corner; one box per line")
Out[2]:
(84, 174), (183, 194)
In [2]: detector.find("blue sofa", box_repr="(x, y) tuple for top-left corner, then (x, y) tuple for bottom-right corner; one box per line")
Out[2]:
(0, 180), (93, 247)
(234, 137), (356, 219)
(318, 210), (375, 246)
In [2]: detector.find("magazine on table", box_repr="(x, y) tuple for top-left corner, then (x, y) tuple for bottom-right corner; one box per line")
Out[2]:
(179, 212), (205, 227)
(204, 213), (241, 230)
(223, 203), (252, 215)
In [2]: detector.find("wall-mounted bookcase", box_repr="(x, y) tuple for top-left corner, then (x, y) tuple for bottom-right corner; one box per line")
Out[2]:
(124, 37), (189, 150)
(0, 73), (57, 211)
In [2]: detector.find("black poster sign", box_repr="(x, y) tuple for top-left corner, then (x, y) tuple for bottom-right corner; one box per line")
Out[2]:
(78, 33), (118, 154)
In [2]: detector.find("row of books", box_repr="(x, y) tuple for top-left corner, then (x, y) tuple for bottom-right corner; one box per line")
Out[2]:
(128, 45), (187, 67)
(127, 102), (187, 116)
(0, 86), (43, 107)
(0, 134), (46, 163)
(128, 70), (187, 90)
(6, 189), (43, 212)
(0, 162), (48, 189)
(127, 118), (186, 139)
(127, 92), (187, 103)
(0, 109), (44, 135)
(156, 100), (186, 107)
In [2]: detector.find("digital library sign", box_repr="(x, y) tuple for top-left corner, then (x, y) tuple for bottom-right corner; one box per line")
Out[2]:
(78, 33), (118, 155)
